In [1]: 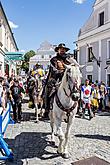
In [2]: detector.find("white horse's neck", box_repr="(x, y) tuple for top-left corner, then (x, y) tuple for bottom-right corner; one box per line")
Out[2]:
(57, 73), (73, 108)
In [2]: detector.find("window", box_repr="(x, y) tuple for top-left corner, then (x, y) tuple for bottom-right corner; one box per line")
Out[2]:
(49, 55), (51, 59)
(107, 74), (110, 87)
(108, 41), (110, 59)
(42, 55), (44, 58)
(87, 75), (92, 83)
(73, 49), (77, 61)
(88, 47), (93, 62)
(99, 12), (104, 27)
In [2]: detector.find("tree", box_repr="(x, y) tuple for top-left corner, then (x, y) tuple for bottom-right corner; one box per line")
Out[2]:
(24, 50), (36, 62)
(21, 50), (35, 73)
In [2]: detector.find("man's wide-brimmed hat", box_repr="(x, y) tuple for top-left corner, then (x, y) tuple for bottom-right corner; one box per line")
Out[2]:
(54, 43), (70, 52)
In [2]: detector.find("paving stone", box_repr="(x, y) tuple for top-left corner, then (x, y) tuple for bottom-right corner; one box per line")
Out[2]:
(2, 98), (110, 164)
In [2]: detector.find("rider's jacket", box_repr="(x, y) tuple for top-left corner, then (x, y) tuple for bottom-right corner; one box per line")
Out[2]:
(81, 85), (92, 104)
(42, 53), (69, 99)
(49, 53), (68, 81)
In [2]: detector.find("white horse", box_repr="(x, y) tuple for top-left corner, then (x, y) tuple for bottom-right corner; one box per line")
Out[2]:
(49, 59), (82, 159)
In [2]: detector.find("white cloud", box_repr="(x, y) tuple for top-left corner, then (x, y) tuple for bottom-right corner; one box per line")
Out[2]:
(72, 0), (86, 4)
(20, 50), (25, 53)
(8, 20), (19, 29)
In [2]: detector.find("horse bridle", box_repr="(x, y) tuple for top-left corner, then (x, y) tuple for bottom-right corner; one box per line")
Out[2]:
(63, 73), (80, 99)
(55, 71), (80, 122)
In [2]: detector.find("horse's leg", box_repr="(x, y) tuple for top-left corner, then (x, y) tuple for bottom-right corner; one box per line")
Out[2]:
(49, 110), (56, 145)
(34, 97), (39, 123)
(55, 113), (64, 154)
(39, 99), (44, 117)
(63, 110), (77, 159)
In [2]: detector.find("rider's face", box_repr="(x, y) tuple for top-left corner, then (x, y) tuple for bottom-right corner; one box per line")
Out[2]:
(58, 47), (66, 55)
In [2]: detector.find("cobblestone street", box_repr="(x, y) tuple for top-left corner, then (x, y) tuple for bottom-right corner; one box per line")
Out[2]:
(1, 99), (110, 165)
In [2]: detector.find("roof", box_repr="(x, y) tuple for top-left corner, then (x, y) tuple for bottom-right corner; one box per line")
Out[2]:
(94, 0), (104, 6)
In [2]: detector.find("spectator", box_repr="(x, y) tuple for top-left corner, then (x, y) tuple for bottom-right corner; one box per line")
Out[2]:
(91, 84), (101, 116)
(99, 81), (107, 111)
(10, 79), (25, 123)
(81, 79), (93, 119)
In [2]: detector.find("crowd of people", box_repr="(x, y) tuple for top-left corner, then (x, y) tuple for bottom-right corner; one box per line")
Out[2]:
(79, 79), (108, 119)
(0, 43), (110, 123)
(0, 76), (25, 123)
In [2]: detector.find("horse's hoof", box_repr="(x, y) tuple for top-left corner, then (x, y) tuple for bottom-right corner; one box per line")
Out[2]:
(64, 119), (68, 123)
(54, 133), (58, 136)
(57, 150), (62, 156)
(51, 141), (55, 146)
(35, 120), (39, 123)
(62, 153), (70, 159)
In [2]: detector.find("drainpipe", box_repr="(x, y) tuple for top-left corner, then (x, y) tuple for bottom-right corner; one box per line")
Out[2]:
(98, 40), (101, 82)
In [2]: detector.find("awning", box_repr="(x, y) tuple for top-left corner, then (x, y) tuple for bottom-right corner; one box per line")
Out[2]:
(5, 52), (24, 61)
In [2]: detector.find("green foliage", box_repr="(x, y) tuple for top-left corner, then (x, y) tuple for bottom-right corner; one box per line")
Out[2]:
(21, 50), (35, 73)
(24, 50), (36, 62)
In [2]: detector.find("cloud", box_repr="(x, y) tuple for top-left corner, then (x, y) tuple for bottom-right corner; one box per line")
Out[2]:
(20, 50), (25, 53)
(72, 0), (86, 4)
(8, 20), (19, 29)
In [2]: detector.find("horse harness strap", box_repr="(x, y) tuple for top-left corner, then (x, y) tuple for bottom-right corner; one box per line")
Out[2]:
(55, 93), (77, 114)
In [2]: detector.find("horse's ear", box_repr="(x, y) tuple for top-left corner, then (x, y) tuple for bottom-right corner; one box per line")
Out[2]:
(66, 57), (79, 66)
(64, 64), (71, 69)
(79, 65), (85, 69)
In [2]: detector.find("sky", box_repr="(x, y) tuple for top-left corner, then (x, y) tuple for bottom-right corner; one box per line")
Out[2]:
(1, 0), (95, 53)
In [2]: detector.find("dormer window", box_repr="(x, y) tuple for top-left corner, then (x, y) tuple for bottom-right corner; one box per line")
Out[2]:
(99, 11), (104, 27)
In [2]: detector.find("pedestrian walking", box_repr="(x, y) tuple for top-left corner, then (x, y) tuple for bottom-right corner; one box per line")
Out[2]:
(10, 79), (25, 123)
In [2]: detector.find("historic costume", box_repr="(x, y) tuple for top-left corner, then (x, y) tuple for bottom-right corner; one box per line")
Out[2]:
(91, 84), (100, 115)
(43, 43), (70, 118)
(81, 79), (93, 119)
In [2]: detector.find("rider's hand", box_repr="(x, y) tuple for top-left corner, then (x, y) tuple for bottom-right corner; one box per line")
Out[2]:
(57, 60), (65, 70)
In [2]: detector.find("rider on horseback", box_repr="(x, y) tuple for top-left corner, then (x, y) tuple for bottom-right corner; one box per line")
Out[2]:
(42, 43), (71, 118)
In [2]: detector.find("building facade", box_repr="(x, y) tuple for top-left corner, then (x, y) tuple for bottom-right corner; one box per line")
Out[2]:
(77, 0), (110, 85)
(29, 41), (56, 70)
(0, 2), (18, 77)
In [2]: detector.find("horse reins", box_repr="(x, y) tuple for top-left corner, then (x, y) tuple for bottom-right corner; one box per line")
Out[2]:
(55, 68), (80, 122)
(63, 74), (80, 98)
(55, 92), (77, 123)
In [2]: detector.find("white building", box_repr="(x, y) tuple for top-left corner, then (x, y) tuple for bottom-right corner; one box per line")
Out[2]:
(77, 0), (110, 85)
(0, 2), (18, 77)
(29, 41), (56, 70)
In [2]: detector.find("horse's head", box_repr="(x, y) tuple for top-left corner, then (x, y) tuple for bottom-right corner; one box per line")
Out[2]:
(63, 59), (82, 101)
